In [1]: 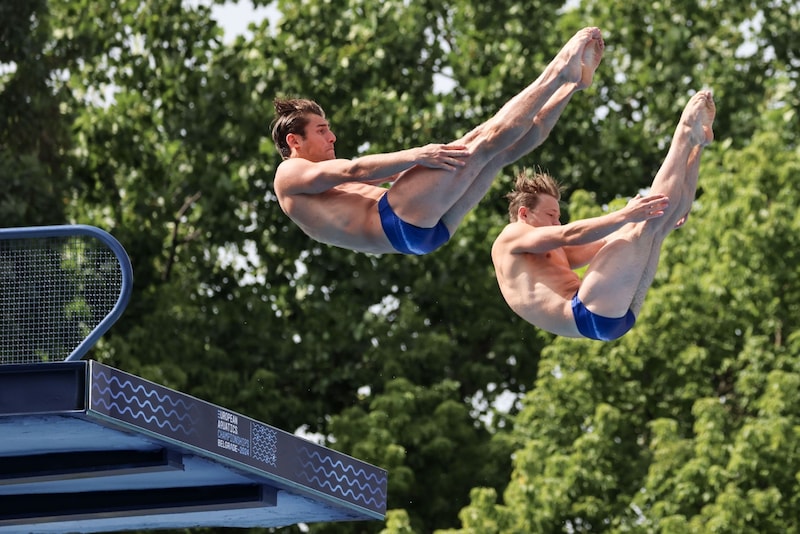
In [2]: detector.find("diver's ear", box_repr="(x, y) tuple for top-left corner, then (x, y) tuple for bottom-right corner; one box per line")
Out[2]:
(286, 132), (302, 152)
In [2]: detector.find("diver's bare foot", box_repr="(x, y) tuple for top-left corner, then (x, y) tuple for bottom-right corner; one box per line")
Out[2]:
(557, 27), (604, 90)
(578, 28), (604, 89)
(680, 90), (716, 146)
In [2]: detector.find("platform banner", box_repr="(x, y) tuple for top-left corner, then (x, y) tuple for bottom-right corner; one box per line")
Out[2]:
(87, 361), (387, 515)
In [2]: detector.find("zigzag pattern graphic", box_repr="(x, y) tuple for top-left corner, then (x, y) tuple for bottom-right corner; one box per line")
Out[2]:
(296, 447), (387, 510)
(251, 422), (278, 467)
(92, 370), (199, 437)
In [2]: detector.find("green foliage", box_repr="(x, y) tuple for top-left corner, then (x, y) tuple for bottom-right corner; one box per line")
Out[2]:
(328, 377), (514, 532)
(2, 0), (799, 533)
(1, 0), (75, 225)
(449, 118), (800, 532)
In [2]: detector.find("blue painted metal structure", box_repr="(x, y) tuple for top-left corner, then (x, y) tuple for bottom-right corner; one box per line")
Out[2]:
(0, 225), (133, 363)
(0, 225), (387, 531)
(0, 361), (387, 532)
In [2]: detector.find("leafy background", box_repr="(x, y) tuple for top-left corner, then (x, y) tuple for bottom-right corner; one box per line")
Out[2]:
(2, 0), (799, 532)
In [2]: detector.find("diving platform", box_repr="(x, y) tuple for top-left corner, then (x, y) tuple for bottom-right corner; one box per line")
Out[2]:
(0, 360), (387, 532)
(0, 225), (387, 531)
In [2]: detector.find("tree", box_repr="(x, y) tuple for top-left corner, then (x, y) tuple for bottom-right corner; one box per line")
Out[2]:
(3, 0), (799, 532)
(0, 0), (76, 226)
(444, 92), (800, 534)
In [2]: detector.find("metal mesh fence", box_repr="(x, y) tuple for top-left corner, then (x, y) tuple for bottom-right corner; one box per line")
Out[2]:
(0, 234), (125, 364)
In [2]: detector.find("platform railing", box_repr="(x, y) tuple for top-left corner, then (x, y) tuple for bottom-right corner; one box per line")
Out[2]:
(0, 225), (133, 364)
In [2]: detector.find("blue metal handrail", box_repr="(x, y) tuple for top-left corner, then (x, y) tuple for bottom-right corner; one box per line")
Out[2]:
(0, 225), (133, 363)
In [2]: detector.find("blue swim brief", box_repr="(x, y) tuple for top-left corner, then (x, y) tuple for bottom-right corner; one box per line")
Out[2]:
(378, 193), (451, 255)
(571, 293), (636, 341)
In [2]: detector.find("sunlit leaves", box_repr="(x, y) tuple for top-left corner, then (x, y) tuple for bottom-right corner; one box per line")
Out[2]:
(4, 0), (800, 532)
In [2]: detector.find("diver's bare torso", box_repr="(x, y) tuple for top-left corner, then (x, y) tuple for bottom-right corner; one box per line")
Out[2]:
(275, 166), (394, 254)
(491, 230), (583, 337)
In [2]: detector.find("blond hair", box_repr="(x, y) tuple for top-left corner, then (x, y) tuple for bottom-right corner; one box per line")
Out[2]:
(505, 170), (564, 222)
